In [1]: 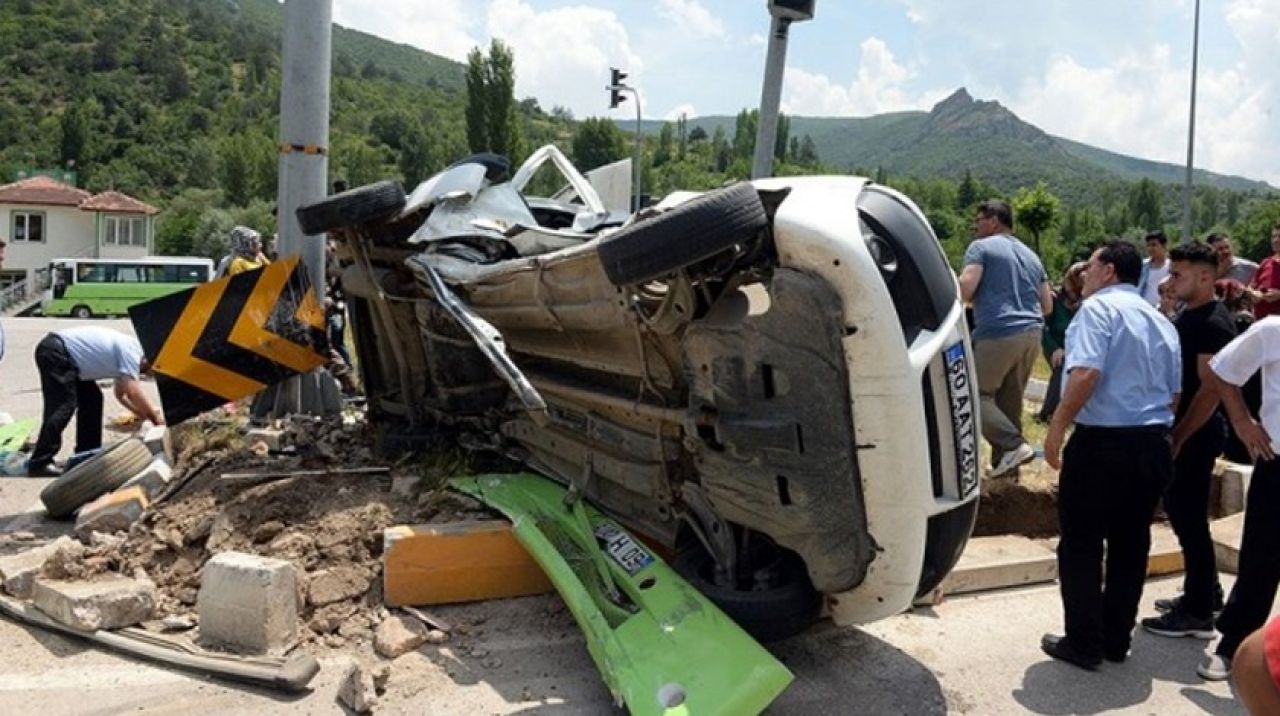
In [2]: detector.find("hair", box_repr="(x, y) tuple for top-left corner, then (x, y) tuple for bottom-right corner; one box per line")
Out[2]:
(1272, 222), (1280, 233)
(0, 238), (6, 248)
(1144, 230), (1168, 246)
(1063, 261), (1087, 297)
(976, 199), (1013, 228)
(1169, 241), (1219, 268)
(1206, 232), (1230, 245)
(1097, 240), (1143, 286)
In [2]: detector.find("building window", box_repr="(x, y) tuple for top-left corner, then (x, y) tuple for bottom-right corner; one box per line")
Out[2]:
(12, 211), (45, 242)
(104, 215), (147, 247)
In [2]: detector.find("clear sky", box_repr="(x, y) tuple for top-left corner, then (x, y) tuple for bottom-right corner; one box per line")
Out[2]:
(329, 0), (1279, 185)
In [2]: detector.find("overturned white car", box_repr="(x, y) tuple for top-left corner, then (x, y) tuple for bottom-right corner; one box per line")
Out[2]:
(299, 146), (980, 639)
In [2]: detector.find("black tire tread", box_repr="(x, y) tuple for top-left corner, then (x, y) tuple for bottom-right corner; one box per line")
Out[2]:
(672, 547), (822, 642)
(296, 180), (406, 236)
(597, 182), (767, 286)
(40, 438), (153, 518)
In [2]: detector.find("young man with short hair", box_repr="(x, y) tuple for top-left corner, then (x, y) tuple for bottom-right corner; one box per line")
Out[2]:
(1041, 240), (1181, 670)
(1139, 231), (1171, 307)
(957, 199), (1053, 478)
(1142, 242), (1234, 639)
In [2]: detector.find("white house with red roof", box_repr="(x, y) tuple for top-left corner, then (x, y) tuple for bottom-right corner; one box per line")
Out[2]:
(0, 176), (159, 292)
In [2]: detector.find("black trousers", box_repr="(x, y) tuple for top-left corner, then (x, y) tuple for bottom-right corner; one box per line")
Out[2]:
(1165, 415), (1226, 619)
(29, 334), (103, 468)
(1058, 425), (1172, 658)
(1215, 455), (1280, 659)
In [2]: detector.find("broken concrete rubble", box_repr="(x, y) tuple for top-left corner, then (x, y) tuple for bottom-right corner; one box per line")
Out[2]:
(140, 423), (173, 462)
(74, 485), (150, 540)
(337, 660), (379, 713)
(307, 565), (372, 607)
(198, 551), (299, 655)
(0, 536), (83, 599)
(373, 613), (429, 658)
(31, 575), (156, 631)
(121, 456), (174, 498)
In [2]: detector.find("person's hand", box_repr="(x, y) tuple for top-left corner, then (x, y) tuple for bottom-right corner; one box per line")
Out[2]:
(1044, 425), (1065, 470)
(1233, 418), (1275, 462)
(1051, 348), (1064, 369)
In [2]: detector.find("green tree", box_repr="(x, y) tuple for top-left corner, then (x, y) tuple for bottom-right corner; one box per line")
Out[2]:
(155, 188), (223, 256)
(397, 124), (436, 188)
(1128, 178), (1162, 231)
(59, 101), (92, 169)
(464, 47), (488, 153)
(1013, 181), (1062, 255)
(797, 134), (818, 166)
(775, 112), (790, 161)
(731, 109), (756, 161)
(484, 39), (521, 159)
(957, 169), (978, 212)
(571, 117), (626, 172)
(654, 122), (674, 167)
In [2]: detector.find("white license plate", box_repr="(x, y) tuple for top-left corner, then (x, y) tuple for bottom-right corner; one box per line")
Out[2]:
(944, 342), (979, 497)
(594, 523), (654, 576)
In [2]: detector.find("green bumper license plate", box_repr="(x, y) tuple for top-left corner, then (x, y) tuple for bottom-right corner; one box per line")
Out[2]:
(452, 473), (793, 715)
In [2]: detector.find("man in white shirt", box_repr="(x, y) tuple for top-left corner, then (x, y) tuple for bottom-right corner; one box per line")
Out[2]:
(1139, 231), (1171, 307)
(27, 326), (164, 476)
(1199, 316), (1280, 681)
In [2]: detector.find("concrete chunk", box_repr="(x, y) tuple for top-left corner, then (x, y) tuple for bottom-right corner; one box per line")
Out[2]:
(1147, 523), (1185, 577)
(337, 660), (379, 713)
(1212, 513), (1245, 574)
(937, 536), (1057, 596)
(121, 457), (174, 498)
(74, 486), (150, 539)
(0, 536), (82, 599)
(1216, 462), (1251, 516)
(198, 551), (298, 655)
(373, 614), (429, 658)
(139, 424), (173, 462)
(31, 575), (156, 631)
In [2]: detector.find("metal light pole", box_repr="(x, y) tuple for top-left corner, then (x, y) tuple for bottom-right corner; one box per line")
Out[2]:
(608, 68), (643, 211)
(261, 0), (338, 417)
(752, 1), (815, 180)
(1181, 0), (1201, 243)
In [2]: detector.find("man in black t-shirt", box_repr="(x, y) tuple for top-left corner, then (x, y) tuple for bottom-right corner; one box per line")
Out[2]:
(1143, 242), (1236, 639)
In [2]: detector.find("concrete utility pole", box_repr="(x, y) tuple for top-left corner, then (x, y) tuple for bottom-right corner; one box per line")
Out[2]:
(265, 0), (339, 416)
(1181, 0), (1201, 243)
(752, 1), (815, 180)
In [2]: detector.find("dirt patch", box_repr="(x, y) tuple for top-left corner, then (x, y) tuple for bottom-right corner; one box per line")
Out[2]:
(972, 463), (1060, 538)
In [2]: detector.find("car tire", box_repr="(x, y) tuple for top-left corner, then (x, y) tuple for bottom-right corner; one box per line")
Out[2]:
(296, 180), (407, 236)
(672, 543), (822, 642)
(72, 305), (92, 319)
(40, 438), (153, 519)
(597, 182), (767, 286)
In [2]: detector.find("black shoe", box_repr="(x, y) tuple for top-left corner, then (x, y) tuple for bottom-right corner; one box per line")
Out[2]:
(1141, 608), (1216, 639)
(1104, 648), (1129, 664)
(1155, 589), (1224, 615)
(26, 462), (63, 477)
(1041, 634), (1101, 670)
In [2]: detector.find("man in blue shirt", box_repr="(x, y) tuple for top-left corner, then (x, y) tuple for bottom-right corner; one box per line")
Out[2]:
(27, 326), (164, 476)
(958, 199), (1052, 478)
(1040, 241), (1181, 670)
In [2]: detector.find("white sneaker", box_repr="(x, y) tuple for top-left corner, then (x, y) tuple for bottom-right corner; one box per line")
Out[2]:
(990, 442), (1036, 478)
(1196, 653), (1231, 681)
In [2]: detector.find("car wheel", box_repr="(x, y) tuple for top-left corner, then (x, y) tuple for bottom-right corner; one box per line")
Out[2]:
(39, 438), (153, 518)
(672, 540), (822, 642)
(72, 305), (92, 319)
(597, 182), (767, 286)
(296, 180), (406, 236)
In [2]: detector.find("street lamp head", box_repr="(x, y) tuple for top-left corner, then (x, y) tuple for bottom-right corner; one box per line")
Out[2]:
(608, 67), (629, 108)
(768, 0), (815, 21)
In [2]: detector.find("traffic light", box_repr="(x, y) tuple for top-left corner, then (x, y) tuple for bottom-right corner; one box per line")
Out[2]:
(609, 67), (628, 109)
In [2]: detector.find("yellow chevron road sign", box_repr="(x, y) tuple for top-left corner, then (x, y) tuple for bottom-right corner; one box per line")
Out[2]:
(129, 257), (328, 424)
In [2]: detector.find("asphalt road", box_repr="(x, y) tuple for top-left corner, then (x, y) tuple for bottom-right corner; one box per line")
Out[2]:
(0, 316), (1252, 715)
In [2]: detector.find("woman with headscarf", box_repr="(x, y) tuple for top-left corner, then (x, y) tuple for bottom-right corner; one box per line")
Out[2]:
(225, 226), (270, 276)
(1037, 261), (1087, 422)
